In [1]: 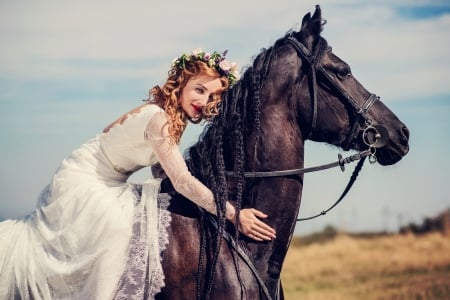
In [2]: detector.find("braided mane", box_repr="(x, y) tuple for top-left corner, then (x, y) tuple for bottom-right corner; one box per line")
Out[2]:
(186, 45), (275, 213)
(184, 36), (282, 298)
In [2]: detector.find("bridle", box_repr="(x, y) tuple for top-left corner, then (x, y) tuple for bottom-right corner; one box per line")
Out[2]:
(286, 36), (385, 151)
(225, 36), (390, 221)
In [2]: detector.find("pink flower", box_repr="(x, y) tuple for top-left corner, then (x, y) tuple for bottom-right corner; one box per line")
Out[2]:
(219, 60), (231, 71)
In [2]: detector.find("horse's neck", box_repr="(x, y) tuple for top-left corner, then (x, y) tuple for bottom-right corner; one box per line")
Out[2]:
(244, 125), (305, 282)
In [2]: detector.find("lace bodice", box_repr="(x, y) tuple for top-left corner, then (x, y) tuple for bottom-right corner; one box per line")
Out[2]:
(99, 104), (221, 215)
(98, 104), (162, 175)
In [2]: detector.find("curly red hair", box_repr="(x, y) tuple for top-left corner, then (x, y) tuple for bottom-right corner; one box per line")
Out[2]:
(149, 60), (229, 144)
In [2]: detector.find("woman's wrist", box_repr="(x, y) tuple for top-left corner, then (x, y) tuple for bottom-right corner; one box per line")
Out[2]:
(225, 201), (236, 224)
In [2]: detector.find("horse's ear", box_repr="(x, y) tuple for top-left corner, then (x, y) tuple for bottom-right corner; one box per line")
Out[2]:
(311, 4), (322, 25)
(300, 12), (311, 31)
(296, 5), (323, 49)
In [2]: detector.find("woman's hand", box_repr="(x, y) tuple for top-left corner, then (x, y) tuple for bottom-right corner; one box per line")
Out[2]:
(237, 208), (277, 241)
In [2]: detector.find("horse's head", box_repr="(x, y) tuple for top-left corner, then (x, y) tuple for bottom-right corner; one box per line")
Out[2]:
(260, 5), (409, 166)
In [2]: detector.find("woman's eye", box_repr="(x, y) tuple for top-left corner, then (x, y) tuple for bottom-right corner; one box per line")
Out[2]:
(196, 87), (204, 94)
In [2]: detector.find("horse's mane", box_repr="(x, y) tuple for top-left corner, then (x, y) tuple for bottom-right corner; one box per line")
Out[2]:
(181, 33), (289, 297)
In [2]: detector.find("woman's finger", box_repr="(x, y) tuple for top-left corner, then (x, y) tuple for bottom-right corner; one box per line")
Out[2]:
(250, 209), (268, 218)
(248, 233), (264, 241)
(248, 225), (276, 240)
(253, 220), (276, 236)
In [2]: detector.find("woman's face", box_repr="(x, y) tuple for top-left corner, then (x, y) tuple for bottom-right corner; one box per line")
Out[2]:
(179, 74), (222, 119)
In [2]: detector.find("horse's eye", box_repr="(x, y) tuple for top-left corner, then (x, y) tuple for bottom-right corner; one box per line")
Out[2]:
(337, 67), (351, 79)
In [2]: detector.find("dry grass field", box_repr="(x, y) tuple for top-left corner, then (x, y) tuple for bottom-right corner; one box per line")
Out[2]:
(281, 232), (450, 300)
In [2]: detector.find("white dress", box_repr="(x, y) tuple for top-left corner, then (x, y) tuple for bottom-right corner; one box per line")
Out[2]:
(0, 103), (218, 300)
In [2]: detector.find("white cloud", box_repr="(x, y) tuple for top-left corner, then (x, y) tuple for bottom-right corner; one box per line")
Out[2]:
(1, 1), (448, 101)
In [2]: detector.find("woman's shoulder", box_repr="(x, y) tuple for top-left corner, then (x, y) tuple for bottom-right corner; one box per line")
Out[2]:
(125, 102), (165, 119)
(141, 102), (165, 114)
(103, 102), (165, 134)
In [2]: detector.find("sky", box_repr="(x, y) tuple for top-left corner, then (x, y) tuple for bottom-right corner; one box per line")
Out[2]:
(0, 0), (449, 235)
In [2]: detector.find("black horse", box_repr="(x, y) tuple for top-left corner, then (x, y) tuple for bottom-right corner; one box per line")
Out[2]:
(155, 5), (409, 300)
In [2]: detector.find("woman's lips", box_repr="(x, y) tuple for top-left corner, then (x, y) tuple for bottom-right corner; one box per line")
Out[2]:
(192, 104), (202, 114)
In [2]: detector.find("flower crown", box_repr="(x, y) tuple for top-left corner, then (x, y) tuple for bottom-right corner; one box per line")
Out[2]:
(171, 48), (240, 87)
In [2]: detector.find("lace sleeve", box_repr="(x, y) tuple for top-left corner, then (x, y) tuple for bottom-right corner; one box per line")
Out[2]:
(145, 112), (235, 219)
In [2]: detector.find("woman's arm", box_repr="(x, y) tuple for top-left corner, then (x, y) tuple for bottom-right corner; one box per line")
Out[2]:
(145, 112), (275, 240)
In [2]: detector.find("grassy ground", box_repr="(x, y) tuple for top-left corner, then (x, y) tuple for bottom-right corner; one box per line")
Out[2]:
(281, 232), (450, 300)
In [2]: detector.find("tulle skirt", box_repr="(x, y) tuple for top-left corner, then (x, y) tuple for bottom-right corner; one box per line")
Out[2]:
(0, 138), (171, 300)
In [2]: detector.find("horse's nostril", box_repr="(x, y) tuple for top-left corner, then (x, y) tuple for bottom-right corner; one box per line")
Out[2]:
(399, 126), (410, 149)
(402, 126), (410, 140)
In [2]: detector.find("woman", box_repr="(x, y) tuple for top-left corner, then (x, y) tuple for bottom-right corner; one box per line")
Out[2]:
(0, 48), (276, 299)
